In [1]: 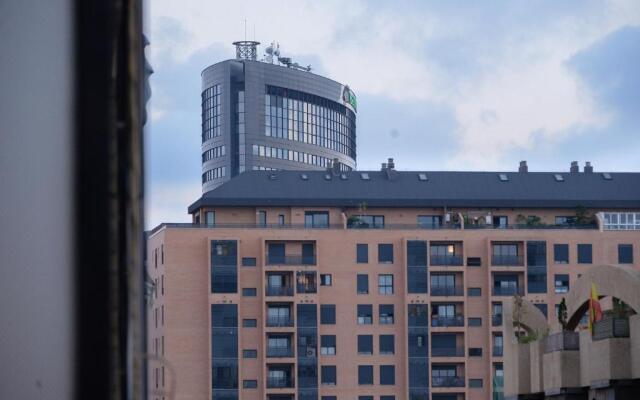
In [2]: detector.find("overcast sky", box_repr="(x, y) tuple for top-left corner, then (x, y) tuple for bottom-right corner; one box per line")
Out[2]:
(145, 0), (640, 228)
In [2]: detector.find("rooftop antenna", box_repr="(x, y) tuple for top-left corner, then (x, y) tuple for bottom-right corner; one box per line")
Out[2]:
(244, 19), (247, 41)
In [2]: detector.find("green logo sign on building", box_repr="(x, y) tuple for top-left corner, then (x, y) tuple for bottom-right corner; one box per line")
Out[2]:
(342, 85), (357, 112)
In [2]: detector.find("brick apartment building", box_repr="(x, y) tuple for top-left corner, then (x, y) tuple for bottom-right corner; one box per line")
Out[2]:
(147, 161), (640, 400)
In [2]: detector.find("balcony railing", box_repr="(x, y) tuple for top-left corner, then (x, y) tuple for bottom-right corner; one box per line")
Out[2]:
(492, 347), (503, 357)
(431, 285), (463, 296)
(431, 315), (464, 327)
(265, 286), (294, 296)
(266, 254), (316, 266)
(432, 376), (465, 387)
(266, 376), (294, 388)
(296, 284), (317, 294)
(267, 347), (294, 358)
(492, 315), (503, 326)
(430, 255), (463, 266)
(491, 254), (524, 266)
(492, 286), (524, 296)
(431, 347), (465, 357)
(266, 315), (294, 327)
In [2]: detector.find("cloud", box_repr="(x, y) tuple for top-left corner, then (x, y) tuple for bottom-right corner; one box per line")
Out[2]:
(146, 182), (201, 229)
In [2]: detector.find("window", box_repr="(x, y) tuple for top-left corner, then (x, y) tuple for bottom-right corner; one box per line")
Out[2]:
(468, 317), (482, 327)
(469, 378), (483, 388)
(467, 257), (481, 267)
(321, 304), (336, 324)
(578, 244), (592, 264)
(468, 287), (481, 296)
(359, 397), (373, 400)
(241, 257), (257, 267)
(242, 379), (257, 389)
(357, 274), (369, 294)
(378, 274), (394, 294)
(205, 211), (215, 226)
(417, 215), (442, 229)
(357, 243), (369, 263)
(379, 335), (395, 354)
(243, 349), (257, 358)
(321, 366), (337, 385)
(554, 274), (569, 293)
(278, 214), (285, 226)
(554, 244), (569, 264)
(469, 347), (482, 357)
(358, 335), (373, 354)
(242, 319), (257, 328)
(322, 397), (337, 400)
(555, 216), (576, 225)
(603, 212), (640, 230)
(619, 244), (633, 264)
(305, 211), (329, 228)
(357, 304), (373, 325)
(380, 365), (395, 385)
(320, 274), (332, 286)
(407, 240), (427, 266)
(493, 216), (508, 228)
(257, 210), (266, 227)
(379, 304), (394, 324)
(348, 215), (385, 229)
(378, 244), (394, 263)
(527, 241), (548, 294)
(381, 397), (396, 400)
(242, 288), (257, 296)
(358, 365), (374, 385)
(320, 335), (336, 355)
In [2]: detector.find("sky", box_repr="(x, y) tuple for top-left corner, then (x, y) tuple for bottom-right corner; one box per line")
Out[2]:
(145, 0), (640, 228)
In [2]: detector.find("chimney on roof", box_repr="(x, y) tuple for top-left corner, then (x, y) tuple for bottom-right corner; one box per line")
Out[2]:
(570, 161), (579, 173)
(584, 161), (594, 173)
(387, 158), (395, 170)
(519, 160), (528, 173)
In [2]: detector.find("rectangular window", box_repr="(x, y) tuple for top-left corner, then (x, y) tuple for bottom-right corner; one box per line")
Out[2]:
(379, 304), (394, 325)
(257, 210), (266, 227)
(357, 243), (369, 263)
(469, 378), (483, 388)
(469, 347), (483, 357)
(619, 244), (633, 264)
(278, 214), (285, 226)
(322, 397), (337, 400)
(359, 397), (374, 400)
(467, 257), (481, 267)
(242, 288), (257, 297)
(210, 240), (238, 293)
(243, 380), (257, 389)
(555, 216), (576, 225)
(205, 211), (215, 226)
(321, 304), (336, 324)
(378, 243), (394, 263)
(357, 304), (373, 325)
(358, 335), (373, 354)
(493, 215), (508, 228)
(417, 215), (442, 228)
(321, 366), (337, 385)
(468, 317), (482, 327)
(305, 211), (329, 228)
(380, 397), (395, 400)
(407, 240), (427, 266)
(468, 287), (481, 296)
(578, 244), (592, 264)
(378, 274), (394, 294)
(527, 241), (548, 294)
(380, 365), (395, 385)
(347, 215), (385, 229)
(242, 349), (257, 358)
(358, 365), (374, 385)
(379, 334), (395, 354)
(320, 335), (336, 355)
(320, 274), (332, 286)
(242, 319), (257, 328)
(554, 244), (569, 264)
(357, 274), (369, 294)
(241, 257), (257, 267)
(554, 274), (569, 293)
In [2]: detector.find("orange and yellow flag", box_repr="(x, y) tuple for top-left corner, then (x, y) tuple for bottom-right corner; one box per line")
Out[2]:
(588, 283), (603, 332)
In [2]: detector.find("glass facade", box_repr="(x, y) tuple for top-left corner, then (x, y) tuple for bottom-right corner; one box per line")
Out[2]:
(297, 304), (318, 400)
(202, 84), (222, 142)
(202, 145), (226, 162)
(211, 304), (238, 399)
(252, 144), (351, 171)
(265, 85), (356, 159)
(527, 241), (547, 294)
(210, 240), (237, 293)
(202, 166), (227, 184)
(408, 304), (429, 399)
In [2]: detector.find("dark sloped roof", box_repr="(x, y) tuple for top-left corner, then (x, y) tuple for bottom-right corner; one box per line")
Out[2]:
(188, 170), (640, 212)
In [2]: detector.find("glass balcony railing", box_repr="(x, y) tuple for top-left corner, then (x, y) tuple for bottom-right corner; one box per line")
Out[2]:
(266, 315), (294, 327)
(296, 284), (317, 294)
(430, 255), (463, 266)
(265, 286), (294, 296)
(431, 315), (464, 327)
(492, 286), (524, 296)
(431, 376), (465, 387)
(491, 254), (524, 266)
(492, 347), (503, 357)
(431, 347), (465, 357)
(492, 315), (503, 326)
(266, 254), (316, 266)
(266, 375), (294, 388)
(431, 285), (463, 296)
(266, 347), (294, 358)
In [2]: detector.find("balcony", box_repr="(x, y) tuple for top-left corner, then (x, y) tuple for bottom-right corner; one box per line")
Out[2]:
(430, 255), (463, 267)
(266, 315), (294, 327)
(265, 286), (294, 296)
(267, 347), (294, 358)
(431, 285), (463, 296)
(492, 315), (503, 327)
(492, 286), (524, 296)
(296, 283), (317, 294)
(431, 347), (465, 357)
(432, 376), (465, 387)
(267, 376), (294, 388)
(431, 316), (464, 327)
(492, 347), (504, 357)
(266, 254), (316, 266)
(491, 254), (524, 266)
